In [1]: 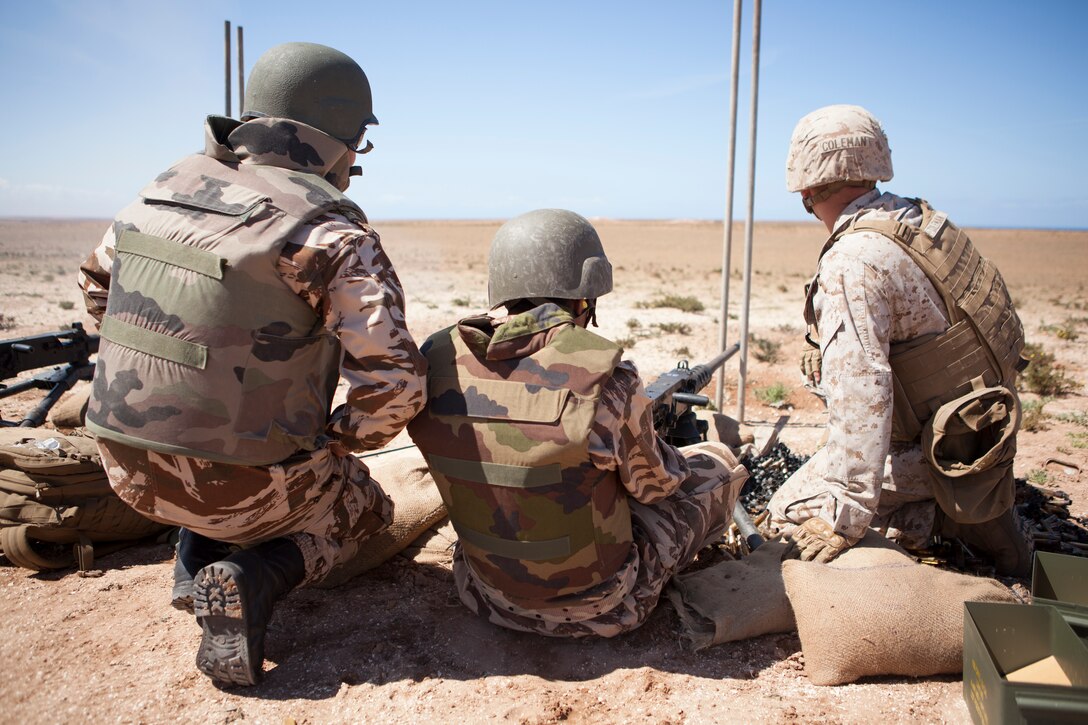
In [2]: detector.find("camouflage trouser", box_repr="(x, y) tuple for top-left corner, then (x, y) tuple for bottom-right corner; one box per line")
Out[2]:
(97, 439), (393, 586)
(453, 442), (748, 638)
(767, 442), (937, 549)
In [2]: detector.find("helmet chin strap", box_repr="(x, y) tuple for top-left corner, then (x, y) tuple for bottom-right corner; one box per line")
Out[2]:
(572, 299), (598, 328)
(802, 180), (876, 216)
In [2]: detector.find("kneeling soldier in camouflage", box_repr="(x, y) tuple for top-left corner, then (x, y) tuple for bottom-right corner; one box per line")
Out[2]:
(408, 209), (748, 637)
(768, 105), (1030, 575)
(78, 43), (426, 685)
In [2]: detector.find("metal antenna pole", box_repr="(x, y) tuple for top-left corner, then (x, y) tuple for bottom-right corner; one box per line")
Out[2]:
(715, 0), (743, 412)
(224, 20), (232, 117)
(736, 0), (762, 422)
(237, 25), (245, 116)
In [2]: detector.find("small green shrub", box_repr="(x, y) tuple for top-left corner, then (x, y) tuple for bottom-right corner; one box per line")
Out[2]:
(1020, 343), (1078, 396)
(615, 336), (636, 349)
(674, 346), (692, 357)
(1069, 432), (1088, 450)
(755, 382), (789, 406)
(451, 297), (473, 307)
(58, 300), (75, 311)
(1053, 410), (1088, 427)
(1040, 317), (1083, 341)
(626, 318), (641, 330)
(1020, 399), (1049, 432)
(1027, 469), (1049, 486)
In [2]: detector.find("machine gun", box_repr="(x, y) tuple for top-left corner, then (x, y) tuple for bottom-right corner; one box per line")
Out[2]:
(645, 342), (763, 550)
(646, 344), (739, 448)
(0, 323), (99, 428)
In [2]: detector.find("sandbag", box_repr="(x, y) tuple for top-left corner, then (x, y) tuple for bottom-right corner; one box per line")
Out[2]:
(0, 427), (169, 571)
(665, 539), (795, 650)
(316, 445), (447, 588)
(49, 384), (91, 429)
(402, 517), (457, 566)
(782, 532), (1017, 685)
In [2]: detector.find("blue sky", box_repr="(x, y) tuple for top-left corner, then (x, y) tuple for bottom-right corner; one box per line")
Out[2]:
(1, 0), (1085, 228)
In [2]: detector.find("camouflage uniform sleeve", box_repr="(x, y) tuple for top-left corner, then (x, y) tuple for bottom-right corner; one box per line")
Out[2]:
(77, 224), (118, 324)
(588, 360), (691, 504)
(277, 214), (427, 452)
(814, 246), (895, 539)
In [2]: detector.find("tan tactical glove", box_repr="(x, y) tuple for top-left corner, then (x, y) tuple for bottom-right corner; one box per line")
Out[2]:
(788, 517), (857, 563)
(800, 347), (822, 386)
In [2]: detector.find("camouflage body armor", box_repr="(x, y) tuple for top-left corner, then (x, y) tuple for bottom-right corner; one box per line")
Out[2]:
(805, 200), (1026, 522)
(87, 117), (366, 465)
(408, 306), (634, 608)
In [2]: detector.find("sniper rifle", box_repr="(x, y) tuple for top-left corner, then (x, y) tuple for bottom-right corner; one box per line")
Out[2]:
(0, 323), (99, 427)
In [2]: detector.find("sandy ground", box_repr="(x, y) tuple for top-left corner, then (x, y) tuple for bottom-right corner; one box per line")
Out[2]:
(1, 217), (1086, 724)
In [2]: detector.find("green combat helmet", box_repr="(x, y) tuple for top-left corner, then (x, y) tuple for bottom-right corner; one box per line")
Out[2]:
(488, 209), (613, 309)
(242, 42), (377, 151)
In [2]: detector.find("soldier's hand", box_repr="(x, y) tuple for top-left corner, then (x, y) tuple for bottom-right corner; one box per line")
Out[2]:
(787, 516), (855, 563)
(800, 347), (822, 386)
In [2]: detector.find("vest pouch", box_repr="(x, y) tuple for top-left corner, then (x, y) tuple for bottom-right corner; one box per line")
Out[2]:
(233, 329), (340, 456)
(921, 381), (1019, 524)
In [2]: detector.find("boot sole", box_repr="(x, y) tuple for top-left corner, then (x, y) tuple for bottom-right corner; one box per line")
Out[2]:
(193, 563), (260, 686)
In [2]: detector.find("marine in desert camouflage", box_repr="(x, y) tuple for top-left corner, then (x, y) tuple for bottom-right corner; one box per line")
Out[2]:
(768, 104), (1030, 576)
(408, 209), (749, 637)
(78, 42), (426, 686)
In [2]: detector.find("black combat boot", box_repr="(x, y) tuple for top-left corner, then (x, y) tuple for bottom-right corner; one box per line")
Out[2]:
(171, 529), (234, 613)
(192, 538), (305, 686)
(934, 507), (1033, 578)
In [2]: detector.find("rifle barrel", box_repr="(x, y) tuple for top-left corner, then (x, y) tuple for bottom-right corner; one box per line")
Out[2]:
(686, 342), (741, 393)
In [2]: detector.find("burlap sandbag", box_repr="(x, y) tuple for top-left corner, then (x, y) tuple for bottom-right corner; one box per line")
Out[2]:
(665, 540), (795, 650)
(316, 445), (447, 588)
(782, 533), (1017, 685)
(49, 384), (91, 429)
(401, 517), (457, 566)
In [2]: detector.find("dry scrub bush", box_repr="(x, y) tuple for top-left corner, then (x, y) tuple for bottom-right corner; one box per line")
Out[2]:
(1020, 343), (1079, 396)
(750, 335), (781, 363)
(637, 295), (705, 313)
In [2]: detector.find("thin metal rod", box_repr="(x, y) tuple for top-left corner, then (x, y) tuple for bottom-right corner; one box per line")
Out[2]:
(224, 20), (231, 117)
(715, 0), (743, 412)
(736, 0), (761, 422)
(237, 26), (245, 116)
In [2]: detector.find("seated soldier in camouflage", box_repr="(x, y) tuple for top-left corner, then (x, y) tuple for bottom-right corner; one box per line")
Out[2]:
(78, 43), (426, 685)
(408, 209), (748, 637)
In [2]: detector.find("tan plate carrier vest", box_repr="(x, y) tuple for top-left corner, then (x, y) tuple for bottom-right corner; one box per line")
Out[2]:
(409, 322), (634, 607)
(87, 154), (366, 466)
(805, 200), (1027, 522)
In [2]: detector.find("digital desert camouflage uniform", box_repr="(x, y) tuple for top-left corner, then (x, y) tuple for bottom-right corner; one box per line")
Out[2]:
(78, 115), (427, 585)
(768, 189), (950, 549)
(408, 303), (748, 637)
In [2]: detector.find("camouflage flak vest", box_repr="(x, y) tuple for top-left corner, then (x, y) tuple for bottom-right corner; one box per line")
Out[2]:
(805, 199), (1026, 443)
(408, 312), (632, 608)
(87, 151), (366, 466)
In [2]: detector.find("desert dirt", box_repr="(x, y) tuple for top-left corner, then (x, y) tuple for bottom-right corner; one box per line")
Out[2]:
(1, 217), (1086, 724)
